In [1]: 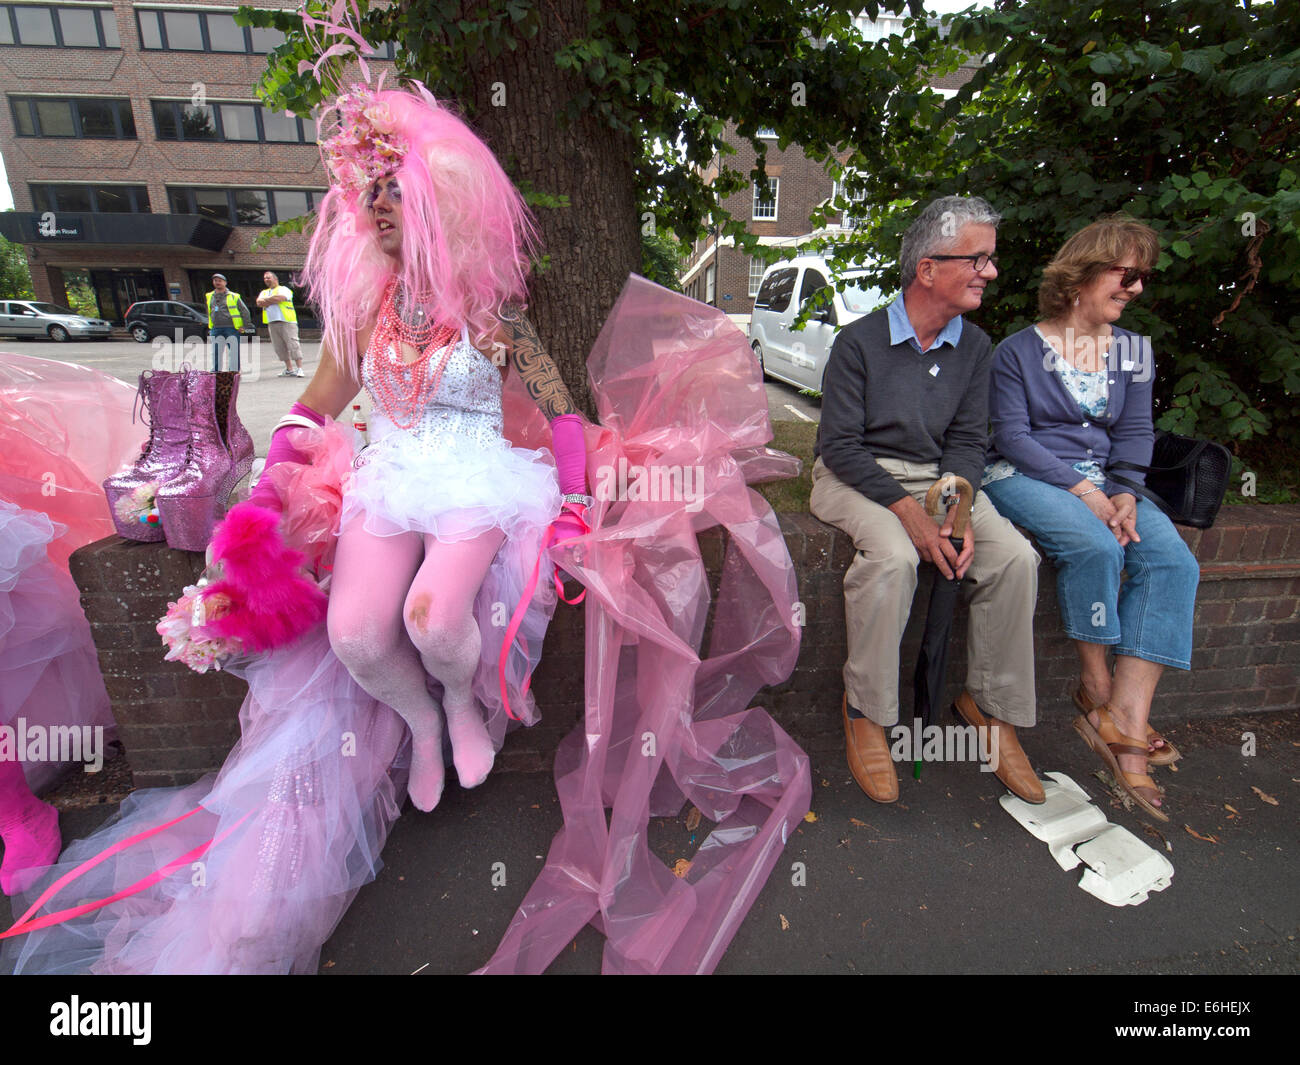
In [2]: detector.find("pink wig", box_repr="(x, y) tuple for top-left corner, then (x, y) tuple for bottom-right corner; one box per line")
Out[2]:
(303, 89), (539, 378)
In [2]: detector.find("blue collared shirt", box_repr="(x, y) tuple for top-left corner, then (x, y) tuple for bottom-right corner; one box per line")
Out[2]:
(887, 294), (964, 353)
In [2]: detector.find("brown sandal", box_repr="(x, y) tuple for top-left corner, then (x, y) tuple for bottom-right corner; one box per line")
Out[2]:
(1073, 684), (1181, 767)
(1073, 706), (1170, 823)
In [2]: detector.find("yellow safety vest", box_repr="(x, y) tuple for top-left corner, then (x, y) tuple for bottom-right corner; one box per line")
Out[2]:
(206, 291), (245, 329)
(258, 286), (297, 324)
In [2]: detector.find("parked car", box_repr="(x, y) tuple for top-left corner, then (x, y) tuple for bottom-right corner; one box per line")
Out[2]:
(124, 301), (211, 343)
(0, 300), (111, 342)
(748, 255), (888, 392)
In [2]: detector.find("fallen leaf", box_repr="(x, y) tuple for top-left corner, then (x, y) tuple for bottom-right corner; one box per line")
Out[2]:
(972, 821), (981, 829)
(1251, 786), (1279, 806)
(671, 858), (692, 878)
(804, 811), (818, 823)
(1224, 804), (1238, 814)
(1183, 825), (1220, 844)
(323, 960), (335, 968)
(779, 914), (790, 931)
(849, 817), (868, 827)
(685, 806), (702, 831)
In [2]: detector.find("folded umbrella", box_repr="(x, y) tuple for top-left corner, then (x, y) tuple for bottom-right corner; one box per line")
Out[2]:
(912, 475), (974, 779)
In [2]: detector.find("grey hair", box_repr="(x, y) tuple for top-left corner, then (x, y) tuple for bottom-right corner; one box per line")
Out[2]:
(899, 195), (1001, 288)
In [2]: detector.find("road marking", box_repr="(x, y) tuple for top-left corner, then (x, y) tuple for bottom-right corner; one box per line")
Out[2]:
(783, 404), (816, 423)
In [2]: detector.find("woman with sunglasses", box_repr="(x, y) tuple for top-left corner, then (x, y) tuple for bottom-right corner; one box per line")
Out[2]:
(981, 215), (1199, 823)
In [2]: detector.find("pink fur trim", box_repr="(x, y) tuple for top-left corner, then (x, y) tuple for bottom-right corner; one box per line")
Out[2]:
(203, 502), (326, 653)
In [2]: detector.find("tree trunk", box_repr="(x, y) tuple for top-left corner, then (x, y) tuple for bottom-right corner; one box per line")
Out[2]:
(455, 0), (642, 417)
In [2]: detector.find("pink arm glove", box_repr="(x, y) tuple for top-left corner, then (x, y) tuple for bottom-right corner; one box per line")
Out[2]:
(246, 402), (326, 510)
(549, 413), (589, 542)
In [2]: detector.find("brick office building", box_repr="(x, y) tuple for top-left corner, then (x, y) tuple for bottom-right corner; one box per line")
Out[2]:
(0, 0), (394, 324)
(679, 13), (975, 329)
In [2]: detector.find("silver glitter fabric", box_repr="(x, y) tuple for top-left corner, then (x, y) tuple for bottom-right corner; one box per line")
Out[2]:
(250, 746), (323, 893)
(361, 331), (506, 456)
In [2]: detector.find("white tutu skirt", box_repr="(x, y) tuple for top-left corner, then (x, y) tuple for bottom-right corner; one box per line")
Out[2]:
(338, 414), (562, 736)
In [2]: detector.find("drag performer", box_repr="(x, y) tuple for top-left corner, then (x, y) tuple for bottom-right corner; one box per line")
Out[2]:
(2, 85), (588, 973)
(274, 84), (587, 811)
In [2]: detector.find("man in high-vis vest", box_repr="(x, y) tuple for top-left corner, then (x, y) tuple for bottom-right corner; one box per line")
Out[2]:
(257, 270), (304, 377)
(206, 274), (251, 372)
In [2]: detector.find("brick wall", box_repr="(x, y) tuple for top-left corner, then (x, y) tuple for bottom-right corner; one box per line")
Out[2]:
(70, 505), (1300, 788)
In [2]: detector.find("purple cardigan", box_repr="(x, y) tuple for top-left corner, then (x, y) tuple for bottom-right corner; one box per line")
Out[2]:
(987, 325), (1154, 493)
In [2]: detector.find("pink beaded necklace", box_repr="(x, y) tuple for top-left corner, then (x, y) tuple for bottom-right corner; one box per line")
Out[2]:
(365, 280), (459, 429)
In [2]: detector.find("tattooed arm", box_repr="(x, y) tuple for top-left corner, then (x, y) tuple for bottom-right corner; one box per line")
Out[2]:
(496, 302), (577, 419)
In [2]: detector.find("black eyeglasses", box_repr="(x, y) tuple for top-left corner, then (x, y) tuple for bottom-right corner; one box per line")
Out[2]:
(928, 253), (998, 272)
(1107, 265), (1153, 288)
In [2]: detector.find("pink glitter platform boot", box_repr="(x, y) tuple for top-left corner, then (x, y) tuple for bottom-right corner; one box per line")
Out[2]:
(103, 369), (189, 541)
(156, 371), (255, 552)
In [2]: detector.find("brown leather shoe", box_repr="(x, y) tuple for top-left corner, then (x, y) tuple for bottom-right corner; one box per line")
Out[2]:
(953, 690), (1045, 804)
(843, 695), (898, 803)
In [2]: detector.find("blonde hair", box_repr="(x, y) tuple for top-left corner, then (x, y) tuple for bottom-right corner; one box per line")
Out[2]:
(1038, 214), (1160, 318)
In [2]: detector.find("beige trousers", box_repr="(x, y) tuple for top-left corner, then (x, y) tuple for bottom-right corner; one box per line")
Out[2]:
(810, 457), (1040, 727)
(268, 320), (302, 364)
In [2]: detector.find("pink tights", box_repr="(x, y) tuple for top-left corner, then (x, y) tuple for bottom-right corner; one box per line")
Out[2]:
(327, 522), (505, 812)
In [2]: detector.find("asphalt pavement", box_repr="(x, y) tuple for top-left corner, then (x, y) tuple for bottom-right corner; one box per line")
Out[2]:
(3, 340), (1292, 978)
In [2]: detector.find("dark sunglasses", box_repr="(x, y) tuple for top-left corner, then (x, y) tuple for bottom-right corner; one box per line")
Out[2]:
(1107, 265), (1153, 288)
(928, 252), (998, 272)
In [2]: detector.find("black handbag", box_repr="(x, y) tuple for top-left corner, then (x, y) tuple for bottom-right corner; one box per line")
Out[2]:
(1108, 431), (1232, 529)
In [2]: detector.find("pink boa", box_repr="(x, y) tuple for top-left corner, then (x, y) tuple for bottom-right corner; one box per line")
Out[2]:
(201, 503), (327, 654)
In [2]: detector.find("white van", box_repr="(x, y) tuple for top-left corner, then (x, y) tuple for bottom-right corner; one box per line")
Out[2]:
(748, 255), (888, 392)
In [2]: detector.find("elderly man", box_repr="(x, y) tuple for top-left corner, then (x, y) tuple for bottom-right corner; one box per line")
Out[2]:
(257, 270), (305, 378)
(811, 195), (1043, 805)
(206, 273), (251, 373)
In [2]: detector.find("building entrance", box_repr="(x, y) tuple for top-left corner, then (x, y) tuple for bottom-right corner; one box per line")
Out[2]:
(89, 269), (168, 324)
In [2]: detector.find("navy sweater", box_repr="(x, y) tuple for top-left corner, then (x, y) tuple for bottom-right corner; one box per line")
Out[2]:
(815, 308), (992, 507)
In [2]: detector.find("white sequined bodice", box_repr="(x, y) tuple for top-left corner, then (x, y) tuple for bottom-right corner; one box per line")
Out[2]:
(361, 326), (505, 451)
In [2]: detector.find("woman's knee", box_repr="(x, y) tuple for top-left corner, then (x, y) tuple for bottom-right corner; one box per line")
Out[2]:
(403, 595), (477, 664)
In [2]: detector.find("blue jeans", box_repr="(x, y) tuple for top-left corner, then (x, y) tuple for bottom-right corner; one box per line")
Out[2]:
(982, 474), (1199, 669)
(209, 327), (240, 372)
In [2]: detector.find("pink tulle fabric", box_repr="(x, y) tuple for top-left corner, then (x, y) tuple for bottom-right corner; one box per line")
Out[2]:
(480, 277), (811, 974)
(2, 278), (809, 974)
(0, 503), (114, 794)
(0, 352), (147, 568)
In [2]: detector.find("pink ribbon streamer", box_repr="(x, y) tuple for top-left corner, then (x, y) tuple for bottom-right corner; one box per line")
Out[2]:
(479, 276), (811, 974)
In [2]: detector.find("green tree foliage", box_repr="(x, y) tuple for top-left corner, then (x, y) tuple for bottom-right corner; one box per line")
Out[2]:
(827, 0), (1299, 451)
(640, 229), (684, 291)
(238, 0), (930, 267)
(0, 231), (33, 300)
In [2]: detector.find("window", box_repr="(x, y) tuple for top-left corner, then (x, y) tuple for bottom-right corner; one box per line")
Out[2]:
(272, 190), (310, 221)
(137, 7), (387, 55)
(753, 177), (778, 220)
(205, 12), (244, 52)
(220, 104), (259, 141)
(705, 264), (716, 304)
(168, 187), (324, 226)
(34, 98), (74, 137)
(30, 184), (150, 213)
(152, 100), (315, 144)
(13, 7), (55, 46)
(249, 25), (284, 54)
(9, 97), (135, 139)
(831, 177), (867, 229)
(799, 268), (829, 306)
(160, 10), (202, 50)
(2, 5), (121, 48)
(748, 257), (767, 297)
(753, 268), (796, 312)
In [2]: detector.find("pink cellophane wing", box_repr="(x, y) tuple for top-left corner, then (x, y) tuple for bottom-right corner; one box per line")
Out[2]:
(0, 352), (147, 567)
(480, 275), (810, 974)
